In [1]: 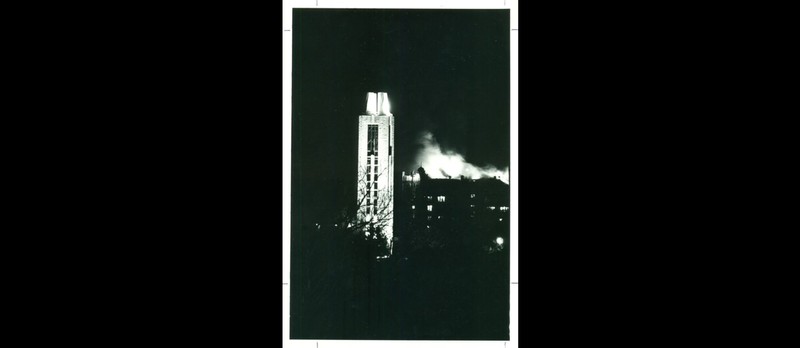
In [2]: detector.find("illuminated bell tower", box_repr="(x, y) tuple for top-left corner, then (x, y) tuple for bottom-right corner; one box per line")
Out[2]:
(357, 92), (395, 255)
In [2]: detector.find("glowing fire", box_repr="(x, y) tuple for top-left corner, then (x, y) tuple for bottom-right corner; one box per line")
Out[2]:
(414, 131), (509, 184)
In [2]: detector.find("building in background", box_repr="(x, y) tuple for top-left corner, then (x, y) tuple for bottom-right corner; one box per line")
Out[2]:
(396, 167), (509, 257)
(357, 92), (395, 255)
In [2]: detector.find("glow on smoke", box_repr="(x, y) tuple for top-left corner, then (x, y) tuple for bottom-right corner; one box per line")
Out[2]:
(415, 132), (509, 184)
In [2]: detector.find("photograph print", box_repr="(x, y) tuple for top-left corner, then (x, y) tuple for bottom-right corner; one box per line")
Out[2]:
(290, 8), (511, 340)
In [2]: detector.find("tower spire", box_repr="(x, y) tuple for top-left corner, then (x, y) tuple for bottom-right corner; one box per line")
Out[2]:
(357, 92), (395, 256)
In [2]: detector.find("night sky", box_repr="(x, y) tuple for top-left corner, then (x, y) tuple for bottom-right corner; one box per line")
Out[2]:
(292, 9), (509, 221)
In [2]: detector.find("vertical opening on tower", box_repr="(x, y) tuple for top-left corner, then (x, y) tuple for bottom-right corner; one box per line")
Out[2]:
(367, 125), (378, 156)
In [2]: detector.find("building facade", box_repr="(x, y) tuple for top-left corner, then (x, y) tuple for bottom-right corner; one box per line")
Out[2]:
(357, 92), (395, 254)
(396, 167), (510, 257)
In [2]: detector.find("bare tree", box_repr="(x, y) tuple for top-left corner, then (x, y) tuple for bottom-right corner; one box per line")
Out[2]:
(333, 163), (394, 255)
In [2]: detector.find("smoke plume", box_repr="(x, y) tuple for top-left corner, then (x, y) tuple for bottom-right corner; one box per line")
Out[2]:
(414, 132), (509, 184)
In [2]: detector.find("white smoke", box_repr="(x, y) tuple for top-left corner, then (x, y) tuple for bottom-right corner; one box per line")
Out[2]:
(414, 131), (509, 184)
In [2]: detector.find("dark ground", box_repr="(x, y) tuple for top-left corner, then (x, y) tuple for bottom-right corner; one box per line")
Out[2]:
(290, 223), (509, 340)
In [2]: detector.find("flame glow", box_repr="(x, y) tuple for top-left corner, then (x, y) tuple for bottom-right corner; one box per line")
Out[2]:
(414, 132), (509, 184)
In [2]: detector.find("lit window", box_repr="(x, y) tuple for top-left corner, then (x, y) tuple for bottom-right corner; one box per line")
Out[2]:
(427, 205), (433, 212)
(437, 196), (445, 202)
(427, 216), (432, 221)
(488, 206), (496, 210)
(470, 204), (475, 208)
(500, 206), (509, 211)
(437, 216), (441, 219)
(411, 205), (415, 210)
(426, 196), (432, 201)
(470, 194), (476, 199)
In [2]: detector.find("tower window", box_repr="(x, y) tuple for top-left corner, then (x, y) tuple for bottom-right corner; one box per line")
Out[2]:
(470, 194), (476, 199)
(437, 196), (445, 202)
(367, 125), (378, 156)
(427, 205), (433, 212)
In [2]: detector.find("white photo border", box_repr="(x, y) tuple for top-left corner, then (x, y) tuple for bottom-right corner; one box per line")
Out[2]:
(283, 1), (518, 347)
